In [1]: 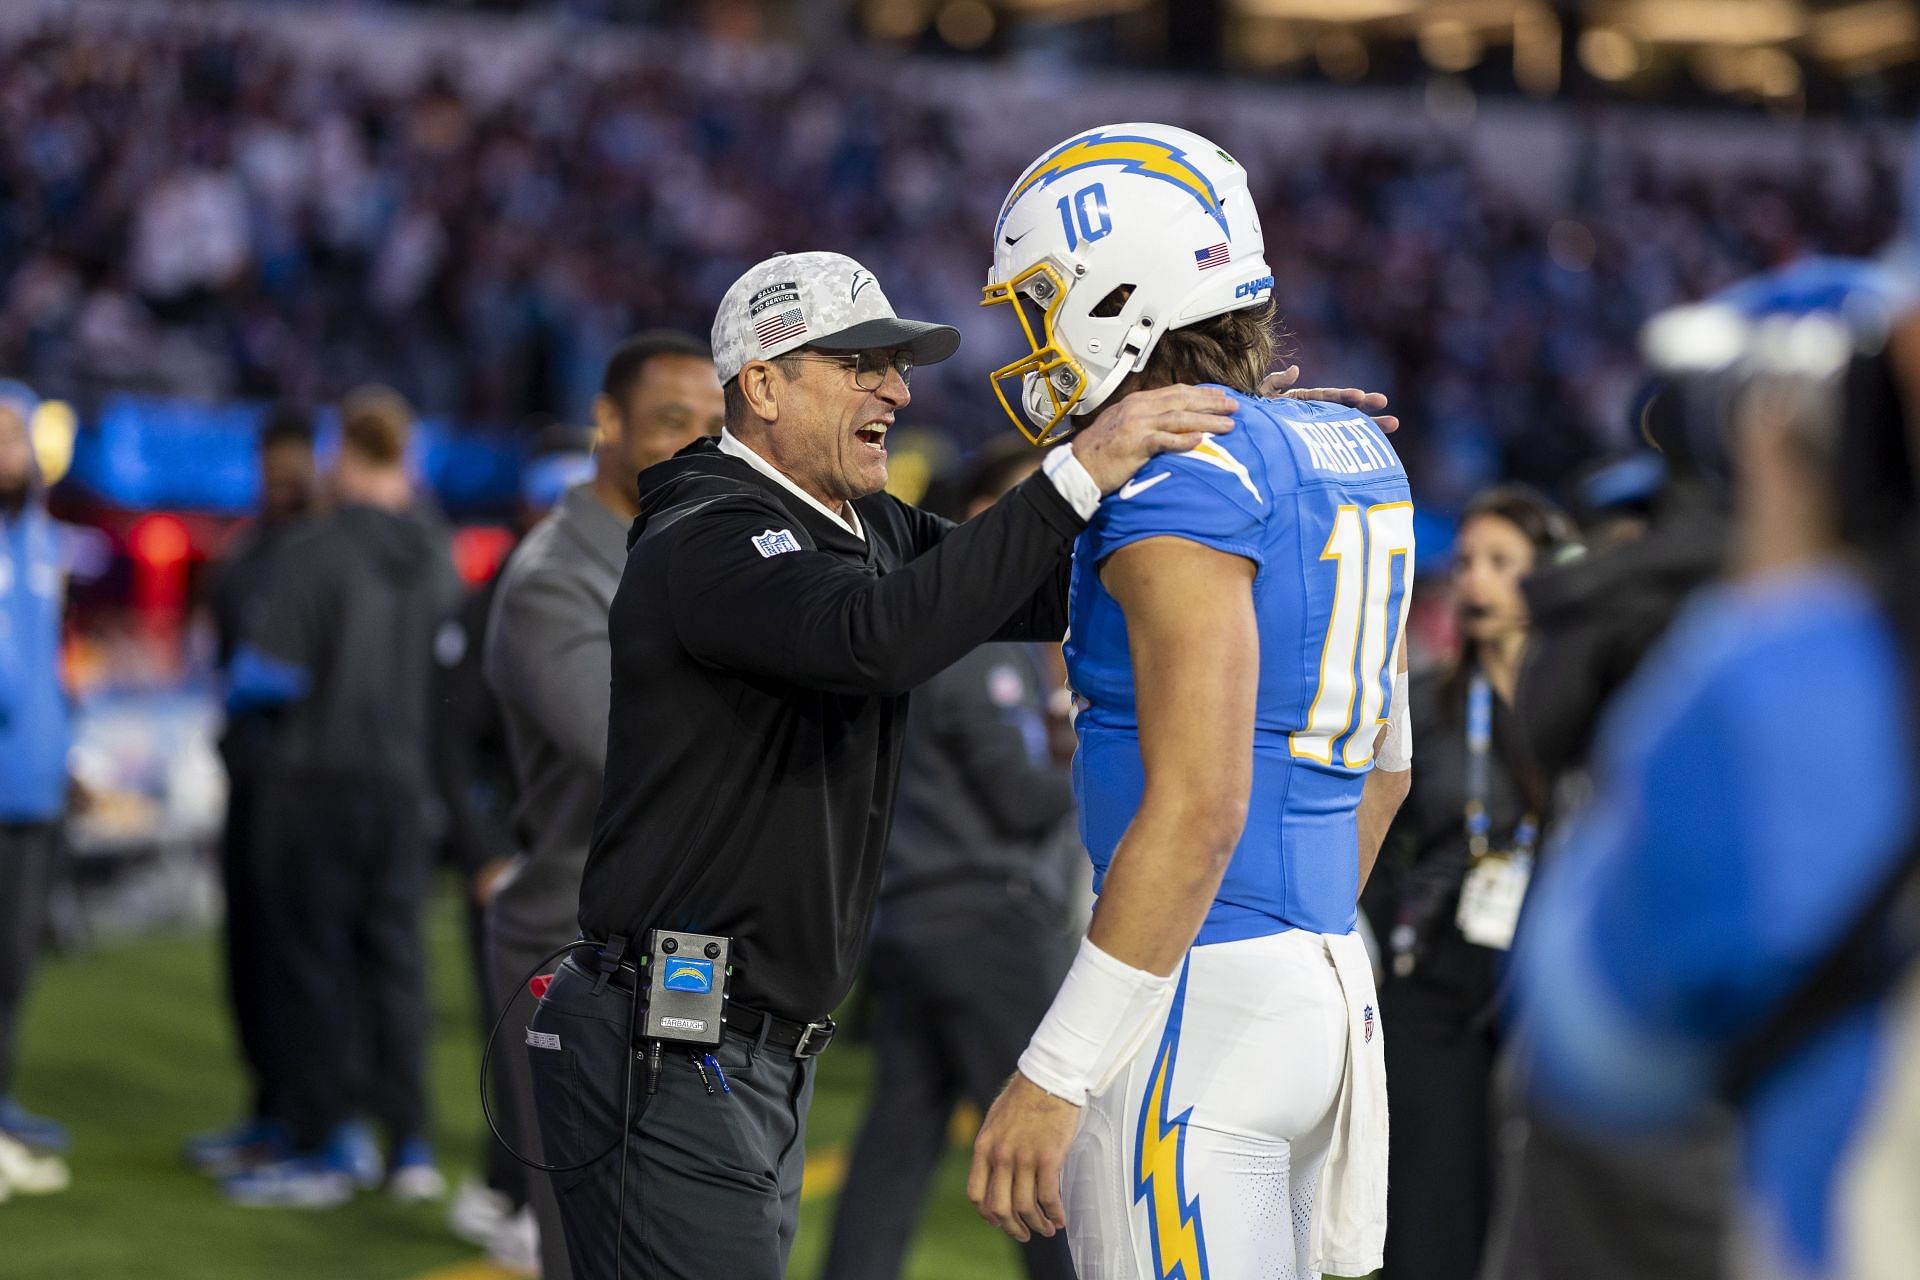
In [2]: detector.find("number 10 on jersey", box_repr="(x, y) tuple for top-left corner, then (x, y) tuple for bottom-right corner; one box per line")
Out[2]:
(1290, 502), (1415, 768)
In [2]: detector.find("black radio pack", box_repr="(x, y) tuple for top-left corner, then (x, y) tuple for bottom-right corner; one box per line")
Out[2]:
(641, 928), (731, 1048)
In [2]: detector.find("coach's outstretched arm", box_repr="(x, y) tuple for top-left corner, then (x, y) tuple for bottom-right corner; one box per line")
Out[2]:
(968, 534), (1258, 1243)
(673, 385), (1239, 698)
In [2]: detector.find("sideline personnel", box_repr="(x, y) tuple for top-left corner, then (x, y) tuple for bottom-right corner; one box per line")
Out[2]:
(0, 379), (76, 1189)
(525, 250), (1238, 1279)
(485, 330), (724, 1279)
(225, 389), (464, 1207)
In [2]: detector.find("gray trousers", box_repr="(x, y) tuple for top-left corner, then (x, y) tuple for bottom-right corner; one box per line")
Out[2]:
(0, 822), (58, 1098)
(527, 959), (814, 1280)
(1480, 1044), (1733, 1280)
(489, 921), (578, 1280)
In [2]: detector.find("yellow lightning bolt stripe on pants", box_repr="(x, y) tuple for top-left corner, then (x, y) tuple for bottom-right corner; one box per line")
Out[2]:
(1133, 963), (1209, 1280)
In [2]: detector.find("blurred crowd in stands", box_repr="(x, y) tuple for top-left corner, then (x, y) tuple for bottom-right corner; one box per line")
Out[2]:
(0, 10), (1904, 510)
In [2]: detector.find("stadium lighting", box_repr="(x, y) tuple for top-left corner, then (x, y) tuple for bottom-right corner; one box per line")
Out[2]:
(1234, 18), (1307, 68)
(1599, 0), (1805, 47)
(1316, 26), (1371, 81)
(864, 0), (930, 41)
(1810, 0), (1920, 74)
(1513, 2), (1562, 96)
(994, 0), (1152, 17)
(935, 0), (996, 47)
(1232, 0), (1418, 17)
(1578, 25), (1643, 80)
(1420, 19), (1486, 72)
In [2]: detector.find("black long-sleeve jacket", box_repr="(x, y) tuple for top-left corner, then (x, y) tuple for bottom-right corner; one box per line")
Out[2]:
(578, 437), (1082, 1022)
(876, 641), (1079, 934)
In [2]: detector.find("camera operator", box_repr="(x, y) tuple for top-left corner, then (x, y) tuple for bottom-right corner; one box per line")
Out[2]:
(1512, 258), (1920, 1280)
(1483, 407), (1736, 1280)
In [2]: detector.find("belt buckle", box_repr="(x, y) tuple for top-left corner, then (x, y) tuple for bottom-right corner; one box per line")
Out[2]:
(793, 1017), (834, 1059)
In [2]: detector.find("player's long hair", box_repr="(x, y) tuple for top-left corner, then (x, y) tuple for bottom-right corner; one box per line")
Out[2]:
(1130, 300), (1282, 396)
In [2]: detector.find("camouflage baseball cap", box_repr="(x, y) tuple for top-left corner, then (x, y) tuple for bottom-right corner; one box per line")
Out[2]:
(710, 251), (961, 384)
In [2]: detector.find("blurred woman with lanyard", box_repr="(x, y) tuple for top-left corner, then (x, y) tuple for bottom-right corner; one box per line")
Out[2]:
(1366, 485), (1579, 1280)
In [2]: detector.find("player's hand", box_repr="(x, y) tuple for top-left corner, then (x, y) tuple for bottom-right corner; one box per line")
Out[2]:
(1069, 384), (1239, 495)
(968, 1072), (1082, 1243)
(1261, 364), (1400, 433)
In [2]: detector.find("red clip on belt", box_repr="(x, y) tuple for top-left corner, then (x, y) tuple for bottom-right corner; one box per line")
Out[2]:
(528, 973), (554, 1000)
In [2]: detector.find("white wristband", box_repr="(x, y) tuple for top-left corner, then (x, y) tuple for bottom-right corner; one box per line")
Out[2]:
(1376, 669), (1412, 771)
(1017, 936), (1178, 1106)
(1043, 444), (1101, 521)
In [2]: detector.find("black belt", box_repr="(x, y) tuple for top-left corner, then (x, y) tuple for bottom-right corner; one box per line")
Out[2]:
(574, 947), (836, 1060)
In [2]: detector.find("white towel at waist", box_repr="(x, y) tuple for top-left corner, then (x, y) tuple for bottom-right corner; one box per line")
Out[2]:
(1309, 928), (1390, 1278)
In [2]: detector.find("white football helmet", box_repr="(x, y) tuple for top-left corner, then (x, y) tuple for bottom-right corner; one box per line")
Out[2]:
(983, 123), (1273, 444)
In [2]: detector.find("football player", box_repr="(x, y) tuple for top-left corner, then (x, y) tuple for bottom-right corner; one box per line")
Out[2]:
(968, 123), (1414, 1280)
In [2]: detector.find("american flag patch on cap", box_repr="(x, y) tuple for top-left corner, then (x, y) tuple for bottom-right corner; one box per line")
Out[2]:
(1193, 243), (1230, 270)
(755, 308), (809, 348)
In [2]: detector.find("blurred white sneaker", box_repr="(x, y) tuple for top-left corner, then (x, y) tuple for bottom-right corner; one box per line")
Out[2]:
(447, 1175), (514, 1247)
(0, 1133), (71, 1196)
(386, 1138), (448, 1204)
(486, 1205), (540, 1277)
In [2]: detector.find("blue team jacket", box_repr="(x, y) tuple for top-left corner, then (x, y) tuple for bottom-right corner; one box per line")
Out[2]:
(0, 504), (70, 821)
(1514, 563), (1916, 1275)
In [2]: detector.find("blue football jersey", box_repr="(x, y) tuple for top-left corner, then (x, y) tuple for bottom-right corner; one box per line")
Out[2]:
(1066, 389), (1414, 943)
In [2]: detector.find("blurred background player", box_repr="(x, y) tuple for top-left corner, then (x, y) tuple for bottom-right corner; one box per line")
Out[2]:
(187, 404), (317, 1177)
(483, 328), (722, 1278)
(968, 123), (1412, 1280)
(1513, 258), (1920, 1280)
(223, 386), (464, 1208)
(0, 378), (74, 1198)
(824, 438), (1082, 1280)
(1361, 483), (1576, 1280)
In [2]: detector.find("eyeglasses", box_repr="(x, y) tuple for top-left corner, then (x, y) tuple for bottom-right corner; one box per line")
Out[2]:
(787, 349), (914, 391)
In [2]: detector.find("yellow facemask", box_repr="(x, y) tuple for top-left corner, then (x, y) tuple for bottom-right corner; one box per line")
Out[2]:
(980, 261), (1087, 447)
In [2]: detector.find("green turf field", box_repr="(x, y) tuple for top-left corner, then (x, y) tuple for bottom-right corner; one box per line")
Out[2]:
(1, 883), (1031, 1280)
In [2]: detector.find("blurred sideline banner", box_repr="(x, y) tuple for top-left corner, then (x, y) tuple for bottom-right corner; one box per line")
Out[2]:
(66, 394), (528, 516)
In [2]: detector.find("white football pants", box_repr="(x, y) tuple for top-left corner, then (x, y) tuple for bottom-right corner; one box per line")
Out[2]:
(1063, 929), (1364, 1280)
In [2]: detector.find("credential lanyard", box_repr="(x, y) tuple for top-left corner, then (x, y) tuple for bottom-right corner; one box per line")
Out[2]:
(1464, 670), (1537, 861)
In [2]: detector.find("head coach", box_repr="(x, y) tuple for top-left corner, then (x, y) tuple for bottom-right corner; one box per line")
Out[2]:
(519, 249), (1238, 1279)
